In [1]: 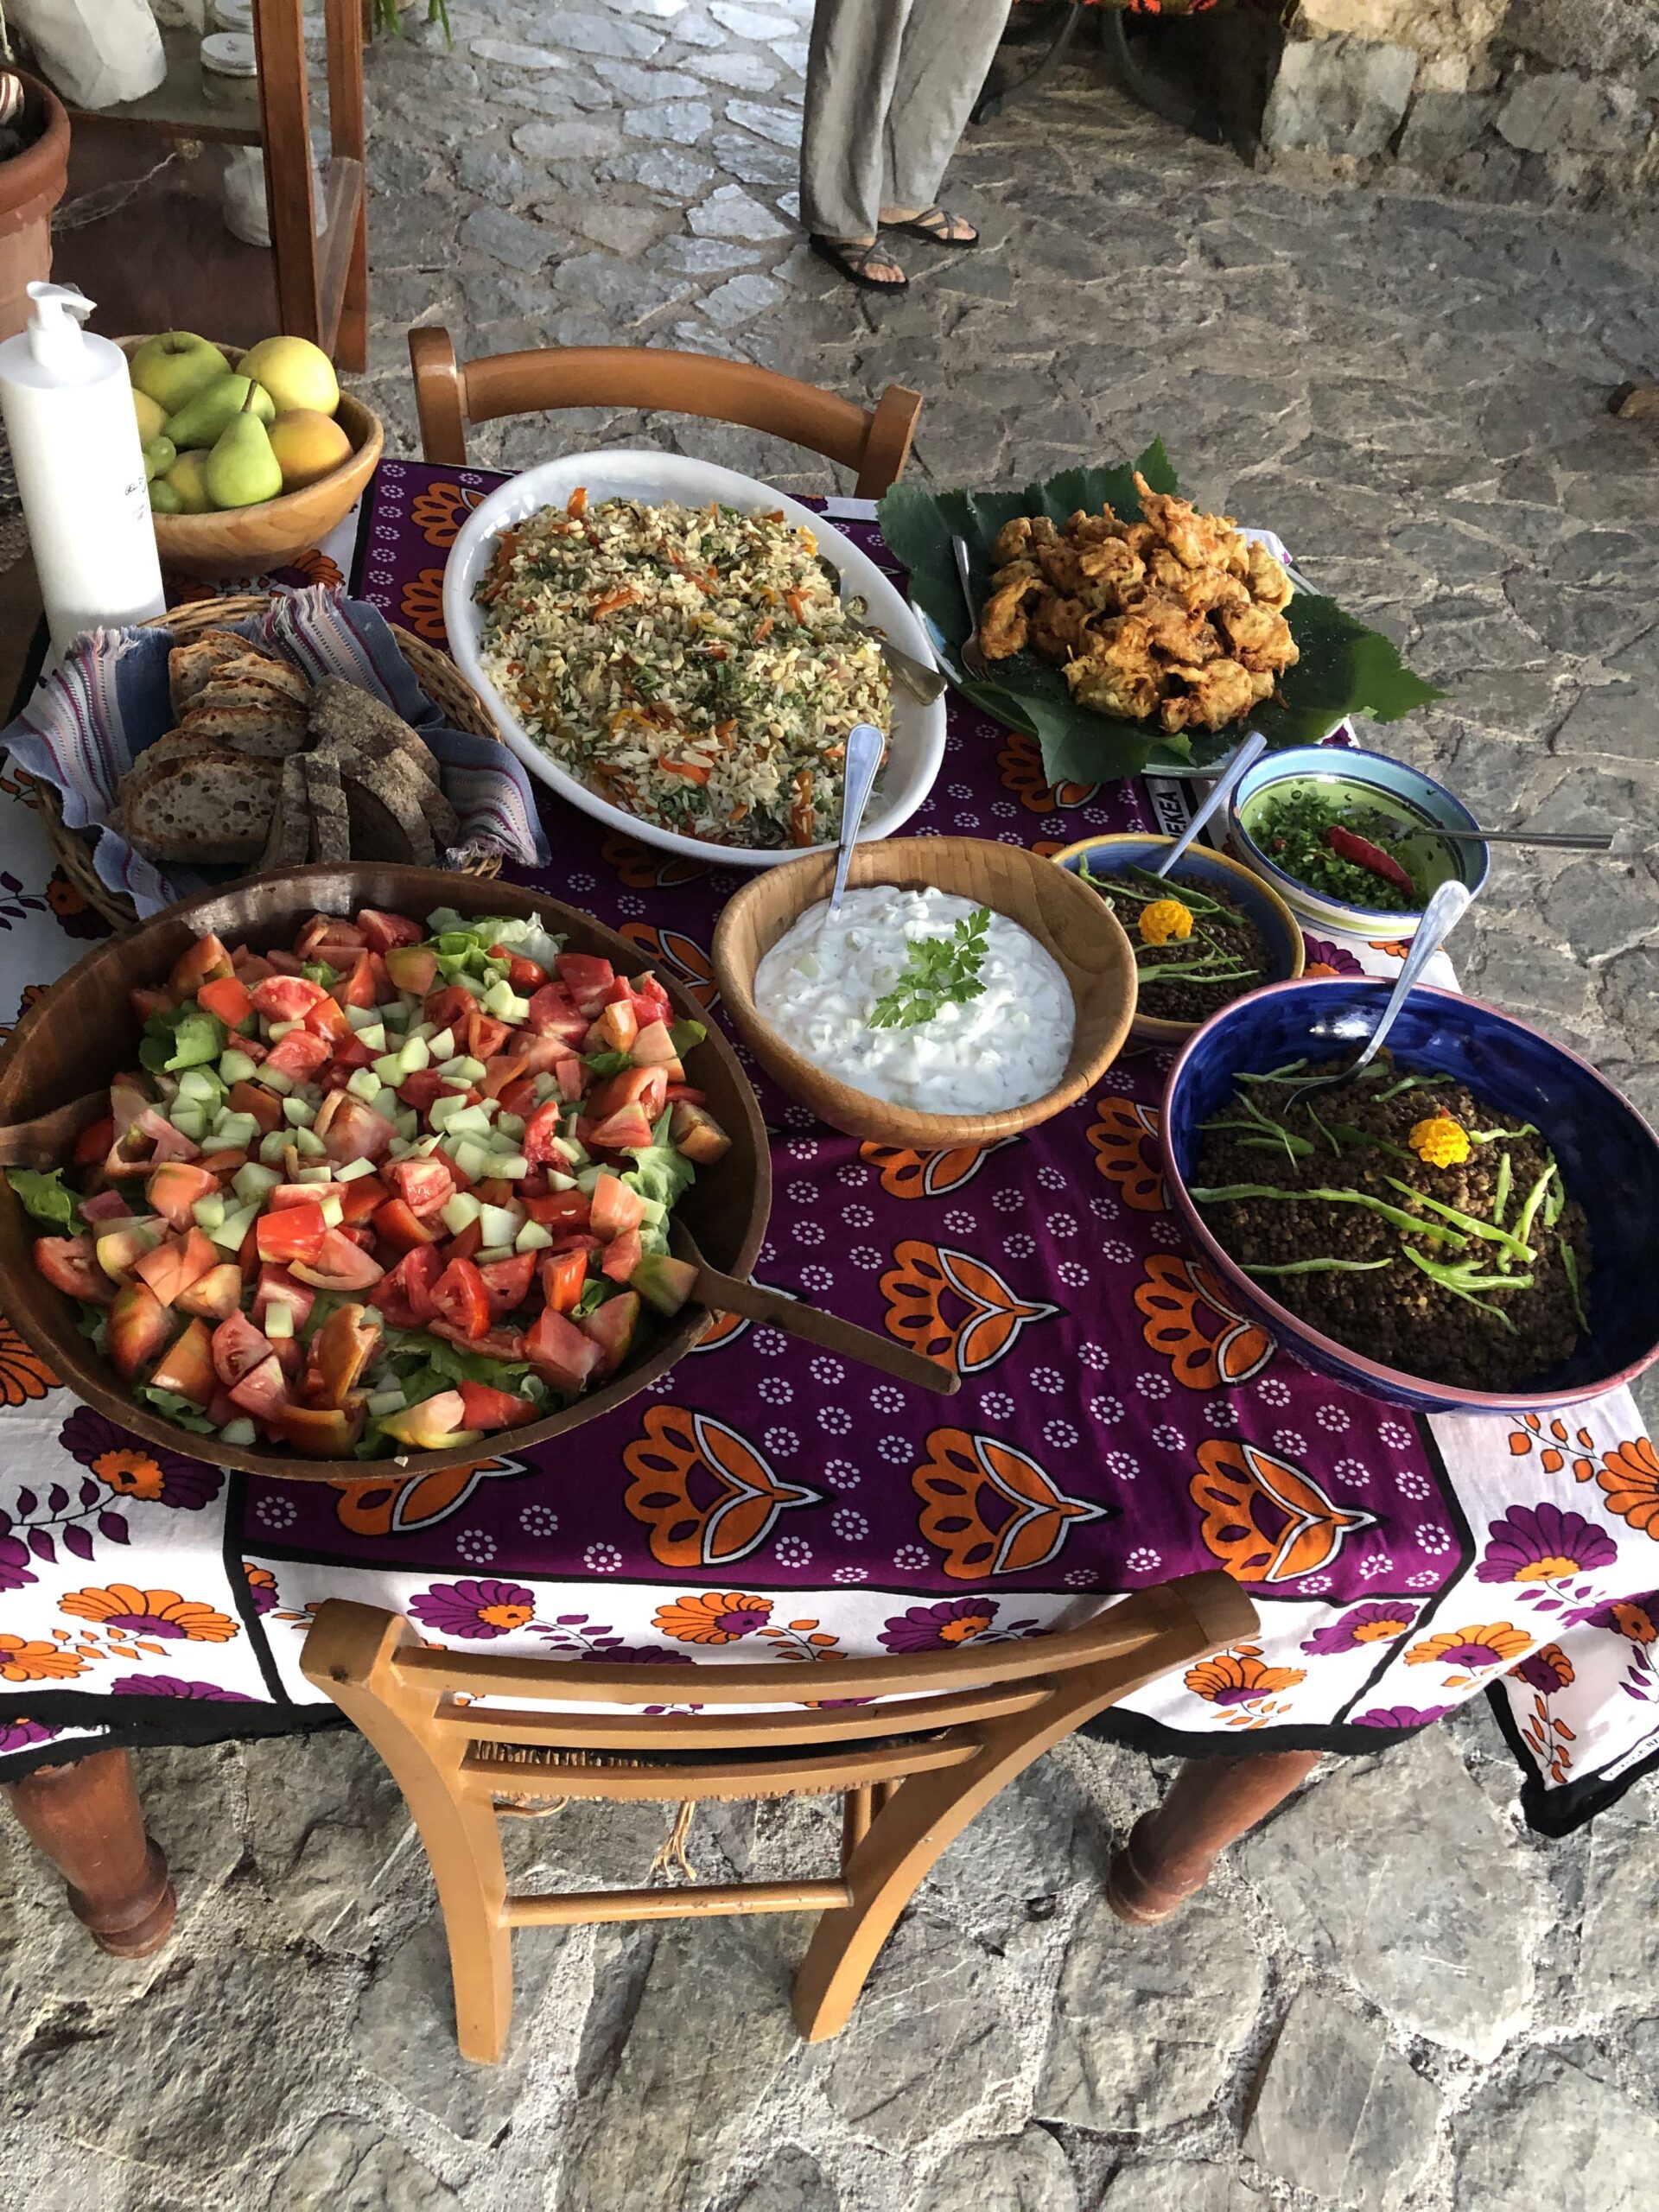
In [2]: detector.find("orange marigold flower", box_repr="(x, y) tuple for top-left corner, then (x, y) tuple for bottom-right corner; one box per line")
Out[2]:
(1139, 897), (1194, 947)
(1408, 1115), (1471, 1167)
(0, 1633), (85, 1681)
(652, 1592), (773, 1644)
(1406, 1623), (1530, 1671)
(1598, 1436), (1659, 1533)
(60, 1585), (238, 1643)
(1184, 1650), (1306, 1706)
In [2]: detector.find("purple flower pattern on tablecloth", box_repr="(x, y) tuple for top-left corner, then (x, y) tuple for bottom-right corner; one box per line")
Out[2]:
(110, 1675), (257, 1701)
(1301, 934), (1365, 977)
(0, 1718), (58, 1751)
(0, 463), (1651, 1839)
(1510, 1645), (1574, 1694)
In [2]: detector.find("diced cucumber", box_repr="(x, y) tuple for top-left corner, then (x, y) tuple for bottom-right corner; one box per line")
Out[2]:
(295, 1163), (332, 1184)
(405, 1020), (436, 1044)
(281, 1095), (317, 1128)
(478, 1203), (521, 1250)
(219, 1418), (257, 1446)
(399, 1032), (432, 1074)
(492, 1154), (530, 1179)
(394, 1109), (418, 1141)
(372, 1089), (400, 1122)
(348, 1067), (385, 1105)
(445, 1104), (494, 1141)
(382, 1001), (410, 1029)
(264, 1300), (295, 1340)
(356, 1023), (387, 1053)
(233, 1162), (283, 1203)
(554, 1135), (587, 1167)
(258, 1065), (294, 1096)
(176, 1067), (223, 1106)
(530, 1074), (558, 1105)
(441, 1192), (482, 1236)
(334, 1156), (378, 1183)
(345, 1001), (380, 1031)
(452, 1136), (495, 1185)
(168, 1104), (207, 1141)
(514, 1219), (554, 1253)
(545, 1169), (578, 1193)
(267, 1019), (299, 1042)
(436, 1055), (486, 1084)
(210, 1112), (260, 1155)
(475, 1244), (514, 1266)
(293, 1124), (327, 1159)
(424, 1027), (454, 1061)
(318, 1192), (344, 1228)
(219, 1048), (258, 1085)
(411, 1133), (443, 1156)
(191, 1194), (226, 1232)
(210, 1201), (256, 1251)
(258, 1129), (289, 1166)
(372, 1052), (405, 1087)
(366, 1387), (406, 1418)
(386, 1137), (411, 1161)
(496, 1111), (526, 1141)
(429, 1092), (467, 1131)
(576, 1163), (603, 1196)
(483, 979), (531, 1023)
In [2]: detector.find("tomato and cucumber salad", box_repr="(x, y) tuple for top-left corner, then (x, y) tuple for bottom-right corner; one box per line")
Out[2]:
(13, 905), (732, 1459)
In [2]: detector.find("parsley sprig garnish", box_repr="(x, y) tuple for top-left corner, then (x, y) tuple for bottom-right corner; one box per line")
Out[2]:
(868, 906), (992, 1031)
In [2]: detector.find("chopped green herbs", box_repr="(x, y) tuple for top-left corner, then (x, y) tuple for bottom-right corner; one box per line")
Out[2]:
(868, 906), (991, 1031)
(1250, 790), (1423, 912)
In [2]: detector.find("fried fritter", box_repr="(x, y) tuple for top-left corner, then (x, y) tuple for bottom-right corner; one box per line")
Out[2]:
(976, 473), (1298, 729)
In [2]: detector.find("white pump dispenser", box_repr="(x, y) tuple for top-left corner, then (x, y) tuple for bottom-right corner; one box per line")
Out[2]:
(0, 283), (166, 659)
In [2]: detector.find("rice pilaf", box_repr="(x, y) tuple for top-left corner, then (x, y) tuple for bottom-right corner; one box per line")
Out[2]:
(474, 489), (892, 849)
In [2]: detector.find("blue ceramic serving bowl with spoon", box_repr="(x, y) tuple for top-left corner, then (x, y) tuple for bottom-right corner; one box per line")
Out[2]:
(1161, 978), (1659, 1415)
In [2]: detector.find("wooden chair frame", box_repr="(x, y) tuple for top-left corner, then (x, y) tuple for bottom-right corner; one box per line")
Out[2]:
(302, 1573), (1256, 2061)
(408, 326), (923, 496)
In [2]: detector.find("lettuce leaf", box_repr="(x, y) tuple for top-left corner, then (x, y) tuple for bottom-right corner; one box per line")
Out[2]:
(669, 1019), (706, 1057)
(8, 1166), (84, 1232)
(133, 1383), (216, 1434)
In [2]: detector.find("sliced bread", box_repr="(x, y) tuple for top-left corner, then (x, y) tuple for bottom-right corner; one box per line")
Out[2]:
(308, 677), (438, 779)
(257, 756), (312, 873)
(116, 754), (280, 865)
(167, 630), (254, 713)
(416, 774), (462, 853)
(213, 652), (310, 709)
(180, 699), (311, 760)
(316, 744), (437, 866)
(302, 751), (352, 864)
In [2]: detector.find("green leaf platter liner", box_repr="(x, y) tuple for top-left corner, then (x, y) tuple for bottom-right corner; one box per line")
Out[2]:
(877, 440), (1445, 789)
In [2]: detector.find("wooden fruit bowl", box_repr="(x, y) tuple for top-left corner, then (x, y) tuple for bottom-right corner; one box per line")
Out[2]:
(118, 338), (384, 578)
(711, 836), (1140, 1147)
(0, 865), (770, 1484)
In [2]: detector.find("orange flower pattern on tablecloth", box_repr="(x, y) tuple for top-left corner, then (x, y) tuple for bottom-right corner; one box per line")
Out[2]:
(289, 547), (344, 588)
(398, 568), (448, 642)
(0, 1312), (56, 1405)
(859, 1139), (1014, 1201)
(880, 1240), (1058, 1376)
(60, 1585), (238, 1643)
(330, 1455), (528, 1539)
(1134, 1253), (1273, 1391)
(1191, 1440), (1378, 1582)
(0, 1634), (85, 1681)
(995, 732), (1099, 814)
(0, 983), (48, 1047)
(601, 832), (710, 888)
(912, 1427), (1109, 1580)
(1087, 1096), (1166, 1211)
(1406, 1623), (1531, 1687)
(1596, 1437), (1659, 1533)
(623, 1407), (821, 1568)
(652, 1592), (774, 1644)
(618, 922), (718, 1009)
(1368, 939), (1411, 960)
(411, 481), (486, 548)
(1508, 1411), (1597, 1484)
(1185, 1643), (1306, 1728)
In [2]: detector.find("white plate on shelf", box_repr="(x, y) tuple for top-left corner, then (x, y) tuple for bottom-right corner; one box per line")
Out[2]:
(442, 451), (948, 869)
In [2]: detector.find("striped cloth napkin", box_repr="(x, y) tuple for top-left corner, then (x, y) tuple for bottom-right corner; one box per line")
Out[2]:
(1, 586), (551, 918)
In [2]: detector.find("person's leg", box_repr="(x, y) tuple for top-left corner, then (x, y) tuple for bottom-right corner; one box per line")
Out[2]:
(880, 0), (1012, 238)
(800, 0), (917, 285)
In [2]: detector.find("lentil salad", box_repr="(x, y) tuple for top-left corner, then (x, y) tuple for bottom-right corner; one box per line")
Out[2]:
(474, 491), (892, 850)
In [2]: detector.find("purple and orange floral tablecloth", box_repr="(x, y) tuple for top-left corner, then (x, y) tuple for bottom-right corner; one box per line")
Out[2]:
(0, 465), (1653, 1840)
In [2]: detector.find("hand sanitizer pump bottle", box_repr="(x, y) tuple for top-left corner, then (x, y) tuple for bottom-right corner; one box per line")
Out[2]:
(0, 283), (166, 660)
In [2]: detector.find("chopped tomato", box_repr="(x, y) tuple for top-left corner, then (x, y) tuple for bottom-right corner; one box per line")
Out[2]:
(252, 1265), (315, 1331)
(336, 1175), (389, 1227)
(499, 1075), (538, 1120)
(554, 953), (614, 1017)
(378, 1245), (443, 1326)
(228, 1353), (289, 1418)
(430, 1255), (490, 1339)
(297, 914), (366, 960)
(357, 908), (424, 955)
(524, 1189), (591, 1231)
(74, 1115), (116, 1168)
(590, 1173), (647, 1240)
(129, 985), (176, 1023)
(329, 1034), (375, 1072)
(522, 1101), (565, 1169)
(302, 994), (353, 1041)
(373, 1197), (437, 1253)
(318, 1096), (393, 1166)
(443, 1219), (484, 1264)
(256, 1203), (328, 1267)
(587, 1103), (655, 1150)
(289, 1228), (386, 1293)
(264, 1029), (332, 1084)
(386, 1157), (455, 1218)
(228, 1080), (283, 1135)
(524, 1306), (601, 1392)
(168, 933), (234, 995)
(600, 1227), (643, 1283)
(213, 1311), (276, 1386)
(456, 1380), (537, 1432)
(423, 984), (475, 1033)
(588, 1065), (668, 1124)
(251, 974), (328, 1022)
(264, 949), (304, 976)
(524, 983), (588, 1044)
(385, 944), (440, 995)
(478, 1252), (537, 1318)
(466, 1012), (511, 1063)
(33, 1234), (114, 1305)
(146, 1160), (219, 1230)
(197, 975), (252, 1029)
(335, 952), (379, 1008)
(540, 1246), (588, 1314)
(489, 947), (546, 992)
(109, 1282), (177, 1377)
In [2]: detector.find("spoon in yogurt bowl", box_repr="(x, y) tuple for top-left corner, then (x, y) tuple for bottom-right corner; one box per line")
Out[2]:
(828, 721), (887, 919)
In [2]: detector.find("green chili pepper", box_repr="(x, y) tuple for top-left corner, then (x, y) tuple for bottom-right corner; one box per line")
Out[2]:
(1244, 1256), (1395, 1275)
(1381, 1176), (1534, 1261)
(1491, 1150), (1512, 1230)
(1560, 1244), (1589, 1333)
(1402, 1245), (1529, 1328)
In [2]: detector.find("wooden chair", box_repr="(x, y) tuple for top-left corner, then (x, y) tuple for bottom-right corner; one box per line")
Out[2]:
(301, 1572), (1255, 2061)
(407, 326), (923, 495)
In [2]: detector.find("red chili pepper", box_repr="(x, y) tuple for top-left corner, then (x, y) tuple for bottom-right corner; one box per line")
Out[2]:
(1325, 825), (1415, 896)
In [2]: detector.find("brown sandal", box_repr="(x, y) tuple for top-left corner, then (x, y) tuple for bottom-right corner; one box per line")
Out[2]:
(880, 207), (980, 248)
(808, 234), (910, 293)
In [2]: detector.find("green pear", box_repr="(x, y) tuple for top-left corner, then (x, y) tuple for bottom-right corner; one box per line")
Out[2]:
(142, 435), (176, 482)
(164, 450), (213, 514)
(128, 333), (230, 416)
(149, 480), (184, 516)
(204, 390), (283, 510)
(163, 372), (275, 452)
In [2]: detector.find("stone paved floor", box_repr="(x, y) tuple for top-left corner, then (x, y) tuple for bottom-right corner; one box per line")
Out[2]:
(9, 4), (1659, 2206)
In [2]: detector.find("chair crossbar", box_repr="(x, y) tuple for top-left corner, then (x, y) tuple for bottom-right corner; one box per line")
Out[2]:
(461, 1738), (970, 1802)
(503, 1879), (852, 1928)
(441, 1681), (1049, 1751)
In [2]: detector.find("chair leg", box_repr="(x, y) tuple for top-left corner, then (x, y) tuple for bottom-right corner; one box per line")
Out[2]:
(3, 1750), (176, 1959)
(1106, 1749), (1321, 1925)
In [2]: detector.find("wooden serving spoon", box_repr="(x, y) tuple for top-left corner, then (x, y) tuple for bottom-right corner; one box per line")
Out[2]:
(0, 1091), (110, 1171)
(672, 1222), (959, 1396)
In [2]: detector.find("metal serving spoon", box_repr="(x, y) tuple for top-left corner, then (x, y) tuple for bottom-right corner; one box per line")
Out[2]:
(952, 533), (991, 681)
(1147, 731), (1267, 879)
(1402, 825), (1626, 854)
(1294, 877), (1472, 1093)
(829, 721), (885, 918)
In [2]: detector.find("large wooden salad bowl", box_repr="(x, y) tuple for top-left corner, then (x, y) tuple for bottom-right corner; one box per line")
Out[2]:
(0, 866), (770, 1483)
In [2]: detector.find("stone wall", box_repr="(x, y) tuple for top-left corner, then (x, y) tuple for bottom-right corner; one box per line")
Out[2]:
(1259, 0), (1659, 208)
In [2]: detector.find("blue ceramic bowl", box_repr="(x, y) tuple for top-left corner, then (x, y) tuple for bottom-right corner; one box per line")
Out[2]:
(1226, 746), (1490, 940)
(1052, 832), (1305, 1044)
(1162, 980), (1659, 1414)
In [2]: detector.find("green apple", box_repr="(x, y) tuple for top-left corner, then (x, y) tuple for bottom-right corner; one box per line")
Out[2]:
(132, 388), (167, 444)
(128, 333), (231, 416)
(236, 334), (339, 417)
(164, 373), (275, 451)
(164, 449), (213, 516)
(149, 480), (183, 516)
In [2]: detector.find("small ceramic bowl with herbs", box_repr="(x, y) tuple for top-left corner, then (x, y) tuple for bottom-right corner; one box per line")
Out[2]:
(1225, 746), (1489, 941)
(1052, 833), (1304, 1046)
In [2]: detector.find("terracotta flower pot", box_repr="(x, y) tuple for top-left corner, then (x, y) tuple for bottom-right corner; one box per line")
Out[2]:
(0, 72), (71, 344)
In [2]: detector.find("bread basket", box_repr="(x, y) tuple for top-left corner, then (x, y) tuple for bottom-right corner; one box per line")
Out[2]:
(25, 594), (508, 936)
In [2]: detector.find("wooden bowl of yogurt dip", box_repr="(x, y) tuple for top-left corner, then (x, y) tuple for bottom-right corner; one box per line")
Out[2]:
(711, 836), (1140, 1145)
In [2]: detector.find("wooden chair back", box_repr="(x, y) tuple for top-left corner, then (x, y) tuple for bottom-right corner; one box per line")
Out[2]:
(302, 1572), (1256, 2061)
(408, 325), (923, 495)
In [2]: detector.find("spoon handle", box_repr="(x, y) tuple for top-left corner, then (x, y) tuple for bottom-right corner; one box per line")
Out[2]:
(691, 1262), (960, 1395)
(0, 1092), (108, 1170)
(828, 721), (885, 918)
(1437, 829), (1618, 850)
(1347, 878), (1471, 1079)
(1149, 730), (1268, 880)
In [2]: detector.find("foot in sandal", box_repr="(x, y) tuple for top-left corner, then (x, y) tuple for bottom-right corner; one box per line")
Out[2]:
(809, 234), (909, 291)
(879, 206), (981, 247)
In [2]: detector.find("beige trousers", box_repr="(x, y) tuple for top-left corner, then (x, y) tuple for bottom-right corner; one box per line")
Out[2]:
(800, 0), (1012, 239)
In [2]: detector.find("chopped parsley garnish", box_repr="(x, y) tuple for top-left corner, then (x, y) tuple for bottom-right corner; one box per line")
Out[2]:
(868, 907), (992, 1032)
